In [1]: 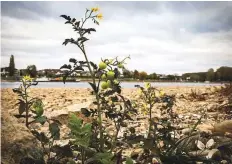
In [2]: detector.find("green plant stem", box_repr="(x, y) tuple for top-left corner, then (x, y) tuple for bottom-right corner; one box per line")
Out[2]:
(81, 147), (85, 164)
(24, 83), (29, 128)
(76, 11), (106, 151)
(79, 45), (104, 151)
(147, 94), (153, 137)
(148, 105), (152, 136)
(111, 121), (120, 151)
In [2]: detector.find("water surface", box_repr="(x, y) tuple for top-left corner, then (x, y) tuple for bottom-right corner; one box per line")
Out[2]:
(1, 81), (223, 89)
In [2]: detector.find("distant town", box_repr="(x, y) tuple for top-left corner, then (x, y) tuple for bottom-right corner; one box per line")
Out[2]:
(1, 55), (232, 82)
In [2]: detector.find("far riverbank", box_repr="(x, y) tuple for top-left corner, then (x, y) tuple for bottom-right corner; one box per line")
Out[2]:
(1, 81), (224, 89)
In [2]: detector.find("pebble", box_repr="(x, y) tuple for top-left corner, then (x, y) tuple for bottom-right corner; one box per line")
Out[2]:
(206, 149), (221, 160)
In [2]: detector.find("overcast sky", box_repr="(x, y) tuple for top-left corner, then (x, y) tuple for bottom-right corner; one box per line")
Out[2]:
(1, 1), (232, 75)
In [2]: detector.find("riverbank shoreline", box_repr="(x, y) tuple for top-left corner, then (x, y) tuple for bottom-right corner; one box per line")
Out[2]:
(1, 81), (224, 89)
(1, 79), (226, 83)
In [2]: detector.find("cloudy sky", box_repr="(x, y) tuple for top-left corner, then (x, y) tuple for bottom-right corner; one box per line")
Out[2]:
(1, 1), (232, 75)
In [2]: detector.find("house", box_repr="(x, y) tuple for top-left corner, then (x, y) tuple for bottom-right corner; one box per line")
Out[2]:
(55, 71), (62, 76)
(1, 67), (9, 76)
(38, 69), (62, 77)
(1, 67), (19, 76)
(157, 74), (168, 79)
(78, 71), (91, 77)
(18, 69), (27, 76)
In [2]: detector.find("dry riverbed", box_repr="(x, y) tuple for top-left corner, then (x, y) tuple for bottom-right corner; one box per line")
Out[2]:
(1, 86), (232, 164)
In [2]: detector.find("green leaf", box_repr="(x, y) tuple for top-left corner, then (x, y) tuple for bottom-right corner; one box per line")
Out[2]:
(88, 82), (98, 93)
(126, 157), (134, 164)
(73, 66), (84, 71)
(31, 130), (49, 144)
(94, 152), (114, 164)
(71, 18), (76, 23)
(67, 160), (76, 164)
(81, 108), (91, 117)
(49, 122), (60, 140)
(68, 114), (92, 147)
(90, 62), (98, 70)
(35, 116), (47, 125)
(82, 28), (97, 35)
(60, 15), (71, 21)
(77, 37), (88, 42)
(82, 123), (92, 133)
(33, 99), (44, 117)
(144, 138), (154, 149)
(18, 101), (26, 115)
(69, 58), (77, 64)
(129, 127), (135, 134)
(12, 88), (22, 94)
(31, 81), (38, 86)
(65, 20), (72, 24)
(74, 21), (80, 27)
(60, 64), (72, 70)
(52, 144), (73, 158)
(62, 38), (76, 46)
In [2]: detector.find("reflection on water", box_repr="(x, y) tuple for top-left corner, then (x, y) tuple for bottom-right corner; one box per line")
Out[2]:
(1, 81), (223, 89)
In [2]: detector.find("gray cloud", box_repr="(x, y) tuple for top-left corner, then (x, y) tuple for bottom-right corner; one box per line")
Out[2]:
(1, 1), (232, 74)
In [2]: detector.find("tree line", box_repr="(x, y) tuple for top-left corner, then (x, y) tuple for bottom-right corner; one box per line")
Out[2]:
(4, 55), (37, 78)
(123, 67), (232, 82)
(4, 55), (232, 82)
(182, 67), (232, 82)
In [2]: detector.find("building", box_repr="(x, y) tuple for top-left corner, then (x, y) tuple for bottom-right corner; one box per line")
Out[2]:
(1, 67), (9, 76)
(1, 67), (19, 77)
(157, 74), (168, 79)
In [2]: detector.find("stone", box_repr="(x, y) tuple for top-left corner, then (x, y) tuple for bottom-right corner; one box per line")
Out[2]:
(195, 140), (205, 150)
(206, 149), (221, 160)
(181, 128), (192, 135)
(205, 139), (215, 149)
(189, 150), (210, 157)
(152, 157), (162, 164)
(213, 120), (232, 134)
(130, 148), (143, 158)
(220, 160), (228, 164)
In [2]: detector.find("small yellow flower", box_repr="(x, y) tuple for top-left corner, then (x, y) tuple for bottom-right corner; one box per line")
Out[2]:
(160, 90), (165, 97)
(143, 103), (147, 109)
(141, 108), (148, 115)
(23, 75), (33, 82)
(155, 91), (160, 97)
(95, 7), (100, 12)
(137, 88), (143, 95)
(109, 100), (113, 105)
(145, 82), (151, 89)
(91, 7), (99, 12)
(96, 13), (103, 20)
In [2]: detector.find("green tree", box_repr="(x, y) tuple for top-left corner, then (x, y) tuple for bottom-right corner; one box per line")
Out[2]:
(167, 75), (175, 81)
(182, 72), (206, 82)
(133, 70), (139, 79)
(147, 73), (157, 80)
(139, 71), (147, 80)
(206, 68), (215, 81)
(190, 74), (200, 81)
(216, 66), (232, 81)
(27, 65), (37, 78)
(9, 55), (15, 76)
(19, 69), (27, 76)
(122, 68), (132, 78)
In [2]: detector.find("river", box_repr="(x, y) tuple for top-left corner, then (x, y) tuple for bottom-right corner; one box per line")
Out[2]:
(1, 81), (223, 89)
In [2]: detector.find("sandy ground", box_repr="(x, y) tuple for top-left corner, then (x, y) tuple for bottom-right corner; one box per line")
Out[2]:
(1, 86), (229, 164)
